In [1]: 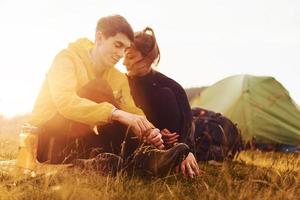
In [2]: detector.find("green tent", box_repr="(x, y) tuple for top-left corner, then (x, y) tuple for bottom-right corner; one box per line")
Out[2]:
(191, 74), (300, 145)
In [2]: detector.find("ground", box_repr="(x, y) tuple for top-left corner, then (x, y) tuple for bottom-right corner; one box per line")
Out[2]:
(0, 120), (299, 200)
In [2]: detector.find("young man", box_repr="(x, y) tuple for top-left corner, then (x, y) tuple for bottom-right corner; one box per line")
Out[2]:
(28, 15), (190, 176)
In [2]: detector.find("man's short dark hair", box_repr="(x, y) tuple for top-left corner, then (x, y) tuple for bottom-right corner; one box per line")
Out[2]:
(96, 15), (134, 41)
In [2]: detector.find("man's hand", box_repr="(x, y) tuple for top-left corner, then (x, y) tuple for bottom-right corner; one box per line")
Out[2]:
(161, 129), (180, 146)
(111, 109), (164, 149)
(176, 152), (202, 178)
(144, 128), (164, 149)
(111, 109), (153, 137)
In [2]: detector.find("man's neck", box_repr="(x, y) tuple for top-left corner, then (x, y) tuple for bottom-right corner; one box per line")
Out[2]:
(90, 48), (106, 75)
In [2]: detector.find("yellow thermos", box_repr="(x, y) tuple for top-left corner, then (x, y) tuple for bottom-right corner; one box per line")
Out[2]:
(16, 123), (39, 173)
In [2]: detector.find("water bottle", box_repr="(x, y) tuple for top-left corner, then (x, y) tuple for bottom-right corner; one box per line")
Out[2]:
(16, 123), (39, 173)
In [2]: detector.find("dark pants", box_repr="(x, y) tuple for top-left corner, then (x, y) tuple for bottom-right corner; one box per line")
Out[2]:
(37, 79), (142, 164)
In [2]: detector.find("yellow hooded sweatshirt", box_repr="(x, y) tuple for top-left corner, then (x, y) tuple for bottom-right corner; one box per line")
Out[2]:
(28, 38), (144, 128)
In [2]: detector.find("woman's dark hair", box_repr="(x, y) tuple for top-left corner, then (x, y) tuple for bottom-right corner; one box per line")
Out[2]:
(133, 27), (160, 66)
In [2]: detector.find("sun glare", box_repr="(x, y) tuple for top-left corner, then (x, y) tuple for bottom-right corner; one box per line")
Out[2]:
(0, 0), (300, 117)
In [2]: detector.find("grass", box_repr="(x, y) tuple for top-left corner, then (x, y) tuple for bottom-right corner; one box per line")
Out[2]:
(0, 125), (299, 200)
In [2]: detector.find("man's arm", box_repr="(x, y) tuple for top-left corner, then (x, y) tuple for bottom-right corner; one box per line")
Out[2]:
(47, 52), (164, 149)
(47, 53), (116, 127)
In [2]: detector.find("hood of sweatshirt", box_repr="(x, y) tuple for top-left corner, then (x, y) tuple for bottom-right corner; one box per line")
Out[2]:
(67, 38), (94, 66)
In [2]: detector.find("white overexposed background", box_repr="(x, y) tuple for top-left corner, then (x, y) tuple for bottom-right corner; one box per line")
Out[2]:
(0, 0), (299, 117)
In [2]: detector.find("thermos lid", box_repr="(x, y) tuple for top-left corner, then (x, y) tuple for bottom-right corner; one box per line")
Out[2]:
(21, 123), (39, 134)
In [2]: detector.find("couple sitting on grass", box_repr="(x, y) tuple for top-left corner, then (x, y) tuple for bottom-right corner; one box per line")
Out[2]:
(28, 14), (202, 178)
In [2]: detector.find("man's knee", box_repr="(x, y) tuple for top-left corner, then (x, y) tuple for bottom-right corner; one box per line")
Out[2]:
(78, 78), (119, 107)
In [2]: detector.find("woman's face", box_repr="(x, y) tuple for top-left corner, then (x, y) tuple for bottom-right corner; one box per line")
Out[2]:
(123, 45), (153, 77)
(123, 46), (143, 71)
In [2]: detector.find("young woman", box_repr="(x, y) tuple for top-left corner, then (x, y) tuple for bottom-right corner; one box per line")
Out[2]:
(123, 27), (201, 178)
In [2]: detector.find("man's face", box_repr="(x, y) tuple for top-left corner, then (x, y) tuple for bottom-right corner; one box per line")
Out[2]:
(95, 32), (131, 69)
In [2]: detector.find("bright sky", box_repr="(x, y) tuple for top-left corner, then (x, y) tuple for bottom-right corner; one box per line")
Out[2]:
(0, 0), (299, 117)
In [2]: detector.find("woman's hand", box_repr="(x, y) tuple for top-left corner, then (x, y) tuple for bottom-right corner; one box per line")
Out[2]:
(161, 129), (180, 146)
(176, 152), (202, 178)
(127, 60), (152, 77)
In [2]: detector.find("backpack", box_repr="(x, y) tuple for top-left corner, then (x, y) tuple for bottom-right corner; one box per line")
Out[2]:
(191, 107), (244, 162)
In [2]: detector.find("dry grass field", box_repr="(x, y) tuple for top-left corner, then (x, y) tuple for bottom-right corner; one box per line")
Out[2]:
(0, 116), (299, 200)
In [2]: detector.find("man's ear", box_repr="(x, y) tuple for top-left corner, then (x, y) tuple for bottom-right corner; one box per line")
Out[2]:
(95, 31), (104, 43)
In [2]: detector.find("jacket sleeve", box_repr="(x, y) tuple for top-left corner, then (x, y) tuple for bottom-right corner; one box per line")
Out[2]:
(47, 53), (116, 126)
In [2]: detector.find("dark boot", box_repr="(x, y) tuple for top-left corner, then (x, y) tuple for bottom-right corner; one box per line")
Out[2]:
(71, 153), (123, 176)
(129, 143), (190, 177)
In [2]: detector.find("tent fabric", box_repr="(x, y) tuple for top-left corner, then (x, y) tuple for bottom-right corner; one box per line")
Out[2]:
(191, 74), (300, 145)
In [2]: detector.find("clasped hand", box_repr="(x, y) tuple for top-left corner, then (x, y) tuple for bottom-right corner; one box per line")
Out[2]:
(111, 109), (164, 149)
